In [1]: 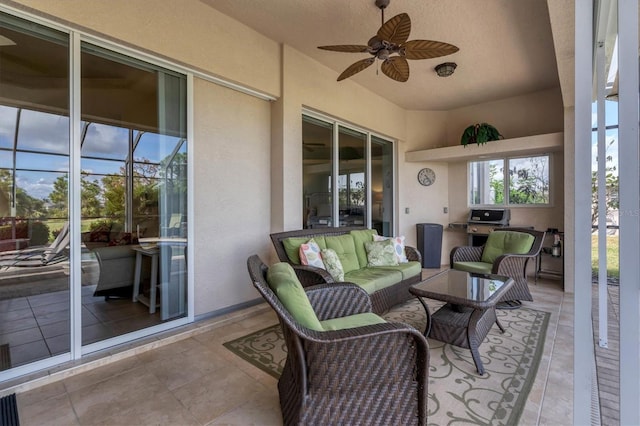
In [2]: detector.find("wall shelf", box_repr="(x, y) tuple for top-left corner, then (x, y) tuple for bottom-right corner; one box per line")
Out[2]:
(405, 132), (564, 163)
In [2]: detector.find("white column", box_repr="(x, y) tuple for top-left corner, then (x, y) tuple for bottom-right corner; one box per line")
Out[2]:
(617, 0), (640, 424)
(573, 1), (594, 425)
(596, 41), (608, 348)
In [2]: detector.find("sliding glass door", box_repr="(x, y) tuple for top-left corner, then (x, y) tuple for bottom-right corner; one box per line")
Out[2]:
(80, 43), (188, 345)
(302, 114), (395, 234)
(0, 13), (71, 370)
(0, 10), (189, 377)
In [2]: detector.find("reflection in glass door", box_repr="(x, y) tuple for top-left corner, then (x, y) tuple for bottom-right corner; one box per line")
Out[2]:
(302, 116), (333, 229)
(80, 43), (188, 345)
(0, 13), (70, 370)
(371, 137), (394, 236)
(338, 126), (366, 228)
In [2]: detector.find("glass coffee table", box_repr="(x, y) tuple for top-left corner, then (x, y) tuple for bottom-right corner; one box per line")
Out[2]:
(409, 269), (514, 375)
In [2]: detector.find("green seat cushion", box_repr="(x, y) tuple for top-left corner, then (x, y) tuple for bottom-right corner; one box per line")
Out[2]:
(325, 235), (360, 273)
(350, 229), (379, 268)
(345, 268), (403, 294)
(266, 262), (323, 331)
(282, 236), (326, 264)
(321, 312), (387, 331)
(481, 231), (534, 264)
(453, 261), (493, 275)
(375, 261), (422, 280)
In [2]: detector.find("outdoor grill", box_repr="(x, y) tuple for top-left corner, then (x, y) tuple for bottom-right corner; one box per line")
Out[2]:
(467, 208), (511, 246)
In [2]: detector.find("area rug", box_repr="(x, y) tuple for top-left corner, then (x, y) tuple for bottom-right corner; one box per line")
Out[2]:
(224, 298), (549, 425)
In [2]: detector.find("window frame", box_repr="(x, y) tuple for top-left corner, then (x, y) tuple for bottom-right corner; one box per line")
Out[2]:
(468, 153), (552, 207)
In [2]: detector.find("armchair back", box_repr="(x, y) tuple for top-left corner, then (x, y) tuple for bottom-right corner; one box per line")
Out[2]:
(247, 254), (429, 425)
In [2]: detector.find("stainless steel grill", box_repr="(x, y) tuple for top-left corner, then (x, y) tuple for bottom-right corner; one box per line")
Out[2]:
(467, 208), (510, 245)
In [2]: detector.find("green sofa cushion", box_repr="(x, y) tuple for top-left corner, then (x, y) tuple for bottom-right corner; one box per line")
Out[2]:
(321, 312), (387, 331)
(283, 236), (326, 264)
(266, 262), (323, 331)
(325, 234), (360, 274)
(374, 261), (422, 280)
(349, 229), (379, 268)
(453, 261), (493, 275)
(345, 267), (403, 294)
(481, 231), (534, 264)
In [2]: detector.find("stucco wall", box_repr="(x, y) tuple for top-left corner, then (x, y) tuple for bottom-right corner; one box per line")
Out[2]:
(193, 79), (272, 314)
(445, 88), (564, 145)
(405, 89), (565, 266)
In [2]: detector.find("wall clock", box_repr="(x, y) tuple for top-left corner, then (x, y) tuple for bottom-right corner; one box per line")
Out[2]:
(417, 168), (436, 186)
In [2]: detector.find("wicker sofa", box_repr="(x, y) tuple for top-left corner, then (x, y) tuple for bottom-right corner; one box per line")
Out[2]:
(247, 255), (429, 425)
(270, 227), (423, 314)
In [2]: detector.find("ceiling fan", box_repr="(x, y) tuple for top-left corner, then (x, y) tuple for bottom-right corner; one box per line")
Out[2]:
(318, 0), (459, 82)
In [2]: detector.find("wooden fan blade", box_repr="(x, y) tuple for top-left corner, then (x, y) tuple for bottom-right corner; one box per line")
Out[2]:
(377, 13), (411, 45)
(337, 57), (375, 81)
(402, 40), (459, 60)
(381, 56), (409, 82)
(318, 45), (369, 53)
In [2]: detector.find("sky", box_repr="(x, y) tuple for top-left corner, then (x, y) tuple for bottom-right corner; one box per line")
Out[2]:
(591, 100), (619, 173)
(0, 105), (184, 201)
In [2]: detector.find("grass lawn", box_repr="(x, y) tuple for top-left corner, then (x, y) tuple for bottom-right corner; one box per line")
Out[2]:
(591, 234), (620, 278)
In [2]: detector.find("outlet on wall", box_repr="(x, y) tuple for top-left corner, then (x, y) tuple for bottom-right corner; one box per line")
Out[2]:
(443, 207), (448, 213)
(405, 207), (410, 214)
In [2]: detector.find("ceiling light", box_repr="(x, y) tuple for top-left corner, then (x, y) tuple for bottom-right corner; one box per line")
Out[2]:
(435, 62), (457, 77)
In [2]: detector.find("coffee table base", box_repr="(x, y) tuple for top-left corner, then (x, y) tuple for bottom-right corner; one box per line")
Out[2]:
(418, 300), (505, 375)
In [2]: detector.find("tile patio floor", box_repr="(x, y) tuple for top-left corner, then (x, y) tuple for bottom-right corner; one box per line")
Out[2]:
(5, 273), (575, 425)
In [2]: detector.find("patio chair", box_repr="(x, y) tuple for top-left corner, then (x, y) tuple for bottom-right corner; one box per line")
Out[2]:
(0, 222), (70, 268)
(247, 254), (429, 426)
(450, 228), (545, 307)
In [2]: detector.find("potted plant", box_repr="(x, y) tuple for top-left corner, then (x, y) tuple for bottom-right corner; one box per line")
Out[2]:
(460, 123), (503, 147)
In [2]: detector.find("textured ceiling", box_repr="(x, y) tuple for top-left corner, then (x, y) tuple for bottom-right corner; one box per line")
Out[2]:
(202, 0), (565, 111)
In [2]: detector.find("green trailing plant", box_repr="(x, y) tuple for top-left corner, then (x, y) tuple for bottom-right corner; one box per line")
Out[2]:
(460, 123), (503, 147)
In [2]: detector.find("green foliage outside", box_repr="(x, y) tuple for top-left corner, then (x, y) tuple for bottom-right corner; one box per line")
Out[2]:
(591, 234), (620, 279)
(487, 157), (549, 205)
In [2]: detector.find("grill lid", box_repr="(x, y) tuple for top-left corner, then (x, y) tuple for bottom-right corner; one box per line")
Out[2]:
(467, 208), (510, 225)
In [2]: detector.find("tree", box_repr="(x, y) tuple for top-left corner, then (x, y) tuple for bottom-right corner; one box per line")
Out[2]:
(508, 157), (550, 204)
(591, 155), (619, 229)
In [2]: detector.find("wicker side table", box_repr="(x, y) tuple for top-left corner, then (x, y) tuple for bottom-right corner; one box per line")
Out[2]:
(410, 269), (514, 375)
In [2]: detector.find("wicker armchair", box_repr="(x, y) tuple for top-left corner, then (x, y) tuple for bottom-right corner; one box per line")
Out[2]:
(247, 255), (430, 426)
(450, 228), (545, 305)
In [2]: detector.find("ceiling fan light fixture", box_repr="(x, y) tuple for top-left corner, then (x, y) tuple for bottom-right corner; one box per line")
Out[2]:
(0, 35), (16, 47)
(435, 62), (457, 77)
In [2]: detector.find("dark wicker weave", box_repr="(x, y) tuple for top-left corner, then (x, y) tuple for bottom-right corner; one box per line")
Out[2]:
(247, 255), (430, 426)
(449, 228), (545, 303)
(270, 227), (422, 314)
(409, 270), (514, 375)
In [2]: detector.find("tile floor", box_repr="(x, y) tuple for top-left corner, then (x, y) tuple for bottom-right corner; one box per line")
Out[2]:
(9, 273), (571, 425)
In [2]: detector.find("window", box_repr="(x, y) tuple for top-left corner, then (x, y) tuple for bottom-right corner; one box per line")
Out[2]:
(302, 114), (394, 235)
(469, 155), (550, 206)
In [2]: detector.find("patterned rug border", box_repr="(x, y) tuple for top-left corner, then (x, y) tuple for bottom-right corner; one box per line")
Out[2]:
(503, 308), (549, 425)
(223, 326), (283, 379)
(224, 306), (551, 425)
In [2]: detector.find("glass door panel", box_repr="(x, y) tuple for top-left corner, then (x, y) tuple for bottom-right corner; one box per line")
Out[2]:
(0, 12), (70, 370)
(371, 137), (393, 236)
(302, 116), (333, 229)
(338, 126), (366, 227)
(80, 43), (188, 345)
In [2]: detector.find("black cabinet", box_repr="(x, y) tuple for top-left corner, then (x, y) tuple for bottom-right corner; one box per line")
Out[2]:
(416, 223), (443, 268)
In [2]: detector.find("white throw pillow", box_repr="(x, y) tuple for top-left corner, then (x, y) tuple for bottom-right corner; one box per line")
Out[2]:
(373, 235), (408, 263)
